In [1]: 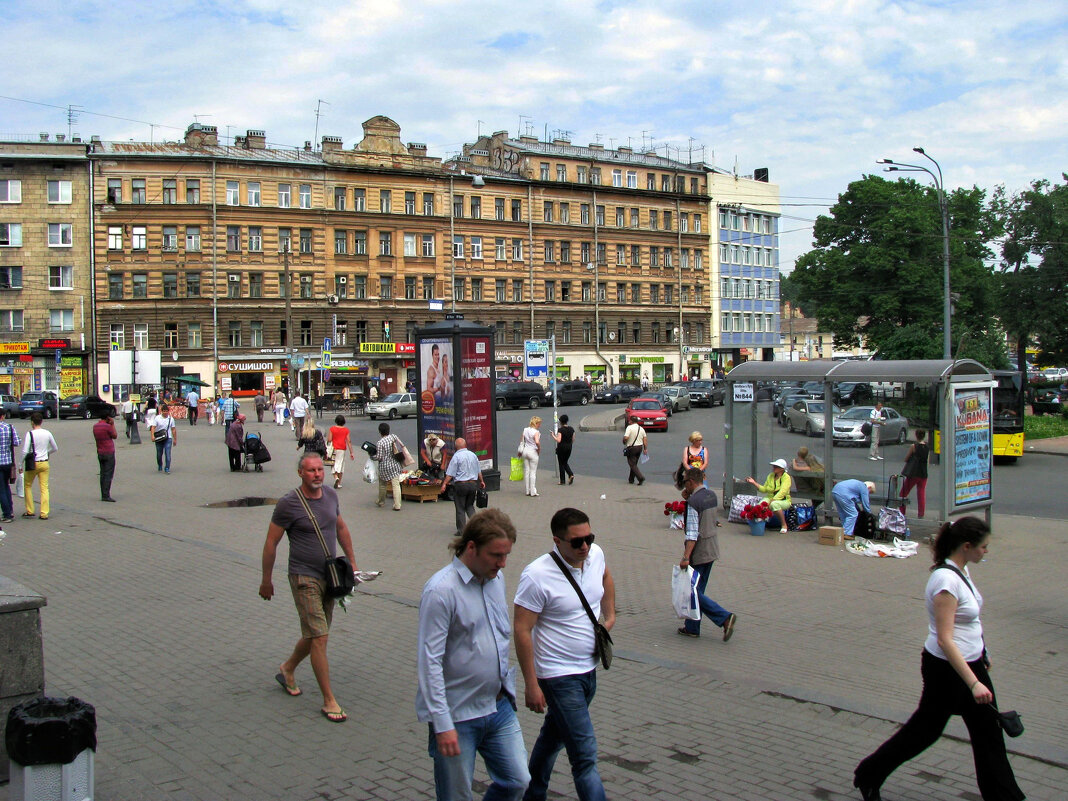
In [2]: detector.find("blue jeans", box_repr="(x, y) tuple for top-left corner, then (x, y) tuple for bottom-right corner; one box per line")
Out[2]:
(683, 560), (731, 635)
(524, 671), (604, 801)
(0, 465), (12, 518)
(155, 438), (172, 471)
(428, 696), (529, 801)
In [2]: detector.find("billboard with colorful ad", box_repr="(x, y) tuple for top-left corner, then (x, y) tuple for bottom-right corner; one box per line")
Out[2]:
(952, 385), (992, 506)
(418, 337), (455, 446)
(460, 335), (494, 470)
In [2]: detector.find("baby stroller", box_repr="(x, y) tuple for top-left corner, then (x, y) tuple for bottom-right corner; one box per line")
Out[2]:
(243, 431), (272, 472)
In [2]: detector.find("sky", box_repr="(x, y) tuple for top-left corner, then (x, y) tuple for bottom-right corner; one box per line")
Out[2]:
(4, 0), (1066, 272)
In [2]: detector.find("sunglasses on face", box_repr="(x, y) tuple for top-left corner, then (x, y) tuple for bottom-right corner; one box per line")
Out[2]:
(561, 533), (595, 548)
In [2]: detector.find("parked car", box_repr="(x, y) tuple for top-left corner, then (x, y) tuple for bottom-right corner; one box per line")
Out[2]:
(623, 398), (669, 432)
(1041, 367), (1068, 382)
(687, 379), (726, 407)
(833, 382), (874, 406)
(774, 390), (815, 423)
(544, 379), (592, 406)
(594, 383), (642, 404)
(367, 392), (417, 419)
(495, 381), (545, 410)
(59, 395), (117, 419)
(659, 385), (691, 413)
(783, 399), (842, 437)
(832, 405), (909, 445)
(19, 391), (59, 419)
(0, 394), (20, 417)
(636, 391), (673, 416)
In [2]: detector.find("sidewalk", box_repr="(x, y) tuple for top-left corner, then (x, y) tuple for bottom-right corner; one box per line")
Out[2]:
(1025, 433), (1068, 456)
(0, 419), (1063, 800)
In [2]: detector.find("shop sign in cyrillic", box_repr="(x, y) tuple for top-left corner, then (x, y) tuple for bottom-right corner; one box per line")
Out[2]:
(0, 343), (30, 354)
(218, 361), (274, 372)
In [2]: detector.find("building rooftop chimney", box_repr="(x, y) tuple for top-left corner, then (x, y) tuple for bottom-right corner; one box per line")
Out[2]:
(407, 142), (427, 157)
(246, 129), (266, 149)
(321, 135), (343, 153)
(184, 123), (218, 148)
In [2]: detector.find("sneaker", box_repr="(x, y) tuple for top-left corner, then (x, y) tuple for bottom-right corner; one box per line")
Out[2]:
(722, 613), (737, 642)
(1, 516), (13, 523)
(876, 456), (884, 460)
(869, 456), (878, 461)
(101, 498), (116, 503)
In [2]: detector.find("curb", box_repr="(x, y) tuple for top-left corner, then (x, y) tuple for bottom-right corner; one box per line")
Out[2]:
(579, 408), (625, 432)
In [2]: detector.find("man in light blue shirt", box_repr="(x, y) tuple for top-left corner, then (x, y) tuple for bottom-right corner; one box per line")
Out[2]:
(439, 437), (485, 537)
(416, 509), (529, 801)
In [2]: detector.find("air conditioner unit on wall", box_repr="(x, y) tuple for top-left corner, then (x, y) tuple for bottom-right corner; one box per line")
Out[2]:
(338, 276), (347, 284)
(228, 275), (240, 282)
(327, 294), (340, 304)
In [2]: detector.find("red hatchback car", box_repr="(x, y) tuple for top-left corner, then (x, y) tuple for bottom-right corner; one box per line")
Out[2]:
(624, 398), (669, 432)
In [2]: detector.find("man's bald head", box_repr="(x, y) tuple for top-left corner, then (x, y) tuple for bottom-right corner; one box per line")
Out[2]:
(455, 437), (467, 449)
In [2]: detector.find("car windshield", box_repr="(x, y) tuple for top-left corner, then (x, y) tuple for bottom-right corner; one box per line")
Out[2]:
(382, 393), (404, 403)
(839, 407), (871, 420)
(633, 401), (660, 410)
(806, 402), (840, 413)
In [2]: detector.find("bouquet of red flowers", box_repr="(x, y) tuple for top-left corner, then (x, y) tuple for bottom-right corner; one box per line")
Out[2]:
(663, 501), (686, 516)
(740, 501), (772, 522)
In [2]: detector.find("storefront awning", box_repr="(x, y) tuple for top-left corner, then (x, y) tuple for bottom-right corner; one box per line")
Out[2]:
(171, 375), (210, 387)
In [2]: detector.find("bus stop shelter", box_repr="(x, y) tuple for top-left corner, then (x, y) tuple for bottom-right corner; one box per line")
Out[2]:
(723, 359), (996, 527)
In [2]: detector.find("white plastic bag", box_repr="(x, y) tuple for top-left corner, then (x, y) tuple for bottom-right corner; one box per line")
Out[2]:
(672, 565), (701, 620)
(15, 469), (24, 498)
(639, 451), (650, 465)
(362, 457), (377, 484)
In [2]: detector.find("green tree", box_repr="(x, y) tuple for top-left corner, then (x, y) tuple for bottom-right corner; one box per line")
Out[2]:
(790, 175), (1001, 361)
(993, 177), (1068, 368)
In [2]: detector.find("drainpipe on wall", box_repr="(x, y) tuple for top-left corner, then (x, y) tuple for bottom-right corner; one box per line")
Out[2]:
(211, 160), (218, 394)
(87, 148), (98, 393)
(591, 185), (611, 384)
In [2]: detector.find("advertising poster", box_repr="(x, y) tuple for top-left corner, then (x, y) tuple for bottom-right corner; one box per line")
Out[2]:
(460, 336), (495, 470)
(419, 337), (455, 445)
(953, 387), (992, 506)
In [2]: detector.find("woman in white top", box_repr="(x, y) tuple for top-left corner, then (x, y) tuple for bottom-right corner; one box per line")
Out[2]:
(518, 416), (542, 497)
(21, 412), (59, 519)
(854, 517), (1024, 801)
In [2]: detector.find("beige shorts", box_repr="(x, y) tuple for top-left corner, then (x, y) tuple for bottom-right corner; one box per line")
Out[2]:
(288, 574), (334, 638)
(332, 454), (345, 475)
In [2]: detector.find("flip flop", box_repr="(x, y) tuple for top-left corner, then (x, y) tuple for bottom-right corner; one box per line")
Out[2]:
(275, 672), (301, 697)
(321, 708), (347, 723)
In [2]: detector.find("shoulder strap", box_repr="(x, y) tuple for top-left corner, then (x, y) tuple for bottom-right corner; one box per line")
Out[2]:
(934, 563), (978, 600)
(294, 488), (332, 559)
(549, 551), (599, 628)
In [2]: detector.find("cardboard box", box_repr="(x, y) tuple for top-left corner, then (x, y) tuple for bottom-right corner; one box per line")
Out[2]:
(818, 526), (843, 546)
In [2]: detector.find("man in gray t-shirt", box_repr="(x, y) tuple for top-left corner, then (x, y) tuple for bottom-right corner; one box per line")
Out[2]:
(260, 453), (358, 723)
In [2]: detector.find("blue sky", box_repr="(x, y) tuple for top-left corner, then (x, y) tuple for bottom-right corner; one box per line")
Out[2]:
(4, 0), (1066, 270)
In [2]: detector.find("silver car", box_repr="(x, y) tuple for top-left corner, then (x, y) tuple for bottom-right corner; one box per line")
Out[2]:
(783, 399), (841, 437)
(367, 392), (417, 420)
(660, 385), (691, 413)
(832, 405), (908, 445)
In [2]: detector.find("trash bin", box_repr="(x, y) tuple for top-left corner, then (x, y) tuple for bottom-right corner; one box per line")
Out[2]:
(6, 696), (95, 801)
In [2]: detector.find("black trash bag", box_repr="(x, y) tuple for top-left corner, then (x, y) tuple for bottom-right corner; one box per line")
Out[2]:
(6, 696), (97, 766)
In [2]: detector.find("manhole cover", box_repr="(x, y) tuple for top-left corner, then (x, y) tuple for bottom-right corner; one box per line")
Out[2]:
(203, 497), (278, 508)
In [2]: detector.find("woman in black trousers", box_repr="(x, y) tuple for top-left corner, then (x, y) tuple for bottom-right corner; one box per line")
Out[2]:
(551, 414), (575, 485)
(853, 517), (1024, 801)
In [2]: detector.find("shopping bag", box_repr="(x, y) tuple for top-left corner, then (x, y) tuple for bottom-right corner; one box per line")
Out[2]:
(672, 565), (701, 620)
(728, 494), (762, 523)
(362, 458), (377, 484)
(639, 451), (650, 465)
(15, 468), (24, 498)
(877, 506), (908, 537)
(509, 457), (524, 481)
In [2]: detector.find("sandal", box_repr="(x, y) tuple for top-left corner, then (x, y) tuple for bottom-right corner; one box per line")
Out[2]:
(321, 708), (347, 723)
(275, 672), (302, 697)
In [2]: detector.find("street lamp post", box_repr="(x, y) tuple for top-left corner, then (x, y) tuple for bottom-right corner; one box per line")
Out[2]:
(876, 148), (952, 359)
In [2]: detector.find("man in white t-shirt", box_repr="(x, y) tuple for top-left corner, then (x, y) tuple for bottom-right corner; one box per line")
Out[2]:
(290, 393), (310, 439)
(868, 401), (887, 460)
(622, 419), (648, 486)
(514, 507), (615, 801)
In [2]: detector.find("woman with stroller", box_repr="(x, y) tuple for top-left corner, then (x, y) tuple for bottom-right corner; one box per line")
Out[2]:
(225, 413), (245, 472)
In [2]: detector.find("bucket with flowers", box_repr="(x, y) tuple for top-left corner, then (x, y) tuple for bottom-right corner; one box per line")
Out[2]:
(664, 500), (687, 530)
(740, 500), (773, 536)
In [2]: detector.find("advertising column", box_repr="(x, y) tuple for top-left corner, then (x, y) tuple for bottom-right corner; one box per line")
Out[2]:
(952, 385), (993, 508)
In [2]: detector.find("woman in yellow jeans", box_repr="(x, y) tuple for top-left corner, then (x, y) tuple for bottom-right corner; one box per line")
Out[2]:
(21, 412), (59, 520)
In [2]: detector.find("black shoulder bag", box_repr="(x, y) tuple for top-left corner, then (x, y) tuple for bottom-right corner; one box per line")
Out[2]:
(295, 489), (355, 599)
(549, 551), (613, 669)
(24, 431), (36, 472)
(934, 563), (1023, 737)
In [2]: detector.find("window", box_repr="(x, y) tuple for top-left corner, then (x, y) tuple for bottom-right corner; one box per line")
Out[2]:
(186, 272), (201, 297)
(694, 284), (702, 304)
(582, 281), (591, 302)
(278, 228), (291, 253)
(453, 194), (464, 218)
(404, 192), (416, 214)
(664, 210), (672, 230)
(470, 196), (481, 219)
(511, 199), (521, 221)
(249, 273), (262, 298)
(353, 276), (367, 299)
(615, 207), (624, 227)
(131, 226), (146, 250)
(278, 183), (291, 208)
(719, 210), (729, 229)
(109, 323), (124, 348)
(106, 179), (121, 203)
(596, 243), (606, 265)
(404, 234), (417, 257)
(226, 181), (239, 205)
(576, 166), (587, 184)
(664, 285), (673, 304)
(681, 285), (689, 303)
(353, 188), (365, 212)
(50, 308), (74, 332)
(495, 238), (506, 260)
(335, 230), (348, 255)
(595, 205), (605, 226)
(227, 273), (241, 298)
(162, 225), (178, 251)
(226, 226), (240, 252)
(630, 245), (640, 266)
(631, 283), (641, 303)
(453, 277), (465, 302)
(301, 320), (313, 347)
(421, 234), (435, 257)
(559, 203), (569, 223)
(612, 169), (622, 187)
(540, 163), (550, 181)
(561, 281), (571, 302)
(545, 241), (556, 262)
(616, 284), (625, 303)
(662, 175), (671, 192)
(652, 322), (661, 343)
(424, 193), (435, 215)
(543, 201), (553, 223)
(616, 245), (625, 265)
(453, 235), (464, 258)
(0, 309), (22, 332)
(545, 280), (556, 301)
(108, 226), (122, 250)
(164, 322), (179, 349)
(650, 209), (659, 230)
(561, 241), (571, 263)
(694, 214), (702, 233)
(546, 320), (555, 339)
(495, 279), (506, 302)
(665, 249), (673, 268)
(562, 320), (571, 343)
(132, 179), (146, 204)
(0, 180), (22, 203)
(580, 241), (591, 263)
(597, 282), (606, 302)
(630, 208), (639, 228)
(470, 236), (482, 259)
(557, 165), (567, 182)
(299, 228), (312, 254)
(512, 279), (522, 302)
(108, 273), (123, 299)
(583, 321), (592, 343)
(250, 321), (263, 347)
(650, 284), (660, 304)
(721, 313), (731, 333)
(380, 275), (393, 299)
(248, 226), (262, 252)
(162, 273), (178, 298)
(617, 322), (625, 343)
(353, 320), (366, 344)
(512, 321), (523, 344)
(681, 213), (689, 232)
(379, 190), (391, 213)
(0, 264), (18, 290)
(299, 184), (311, 209)
(471, 277), (482, 301)
(494, 321), (506, 345)
(228, 321), (241, 347)
(334, 275), (348, 298)
(581, 204), (590, 225)
(48, 180), (72, 204)
(511, 238), (523, 260)
(186, 179), (200, 204)
(627, 170), (637, 188)
(651, 246), (660, 267)
(48, 223), (72, 247)
(299, 274), (313, 299)
(404, 276), (416, 299)
(681, 250), (690, 270)
(422, 276), (434, 300)
(379, 232), (392, 256)
(334, 187), (346, 211)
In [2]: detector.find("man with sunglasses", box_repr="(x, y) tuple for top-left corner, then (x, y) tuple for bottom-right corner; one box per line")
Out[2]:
(514, 508), (616, 801)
